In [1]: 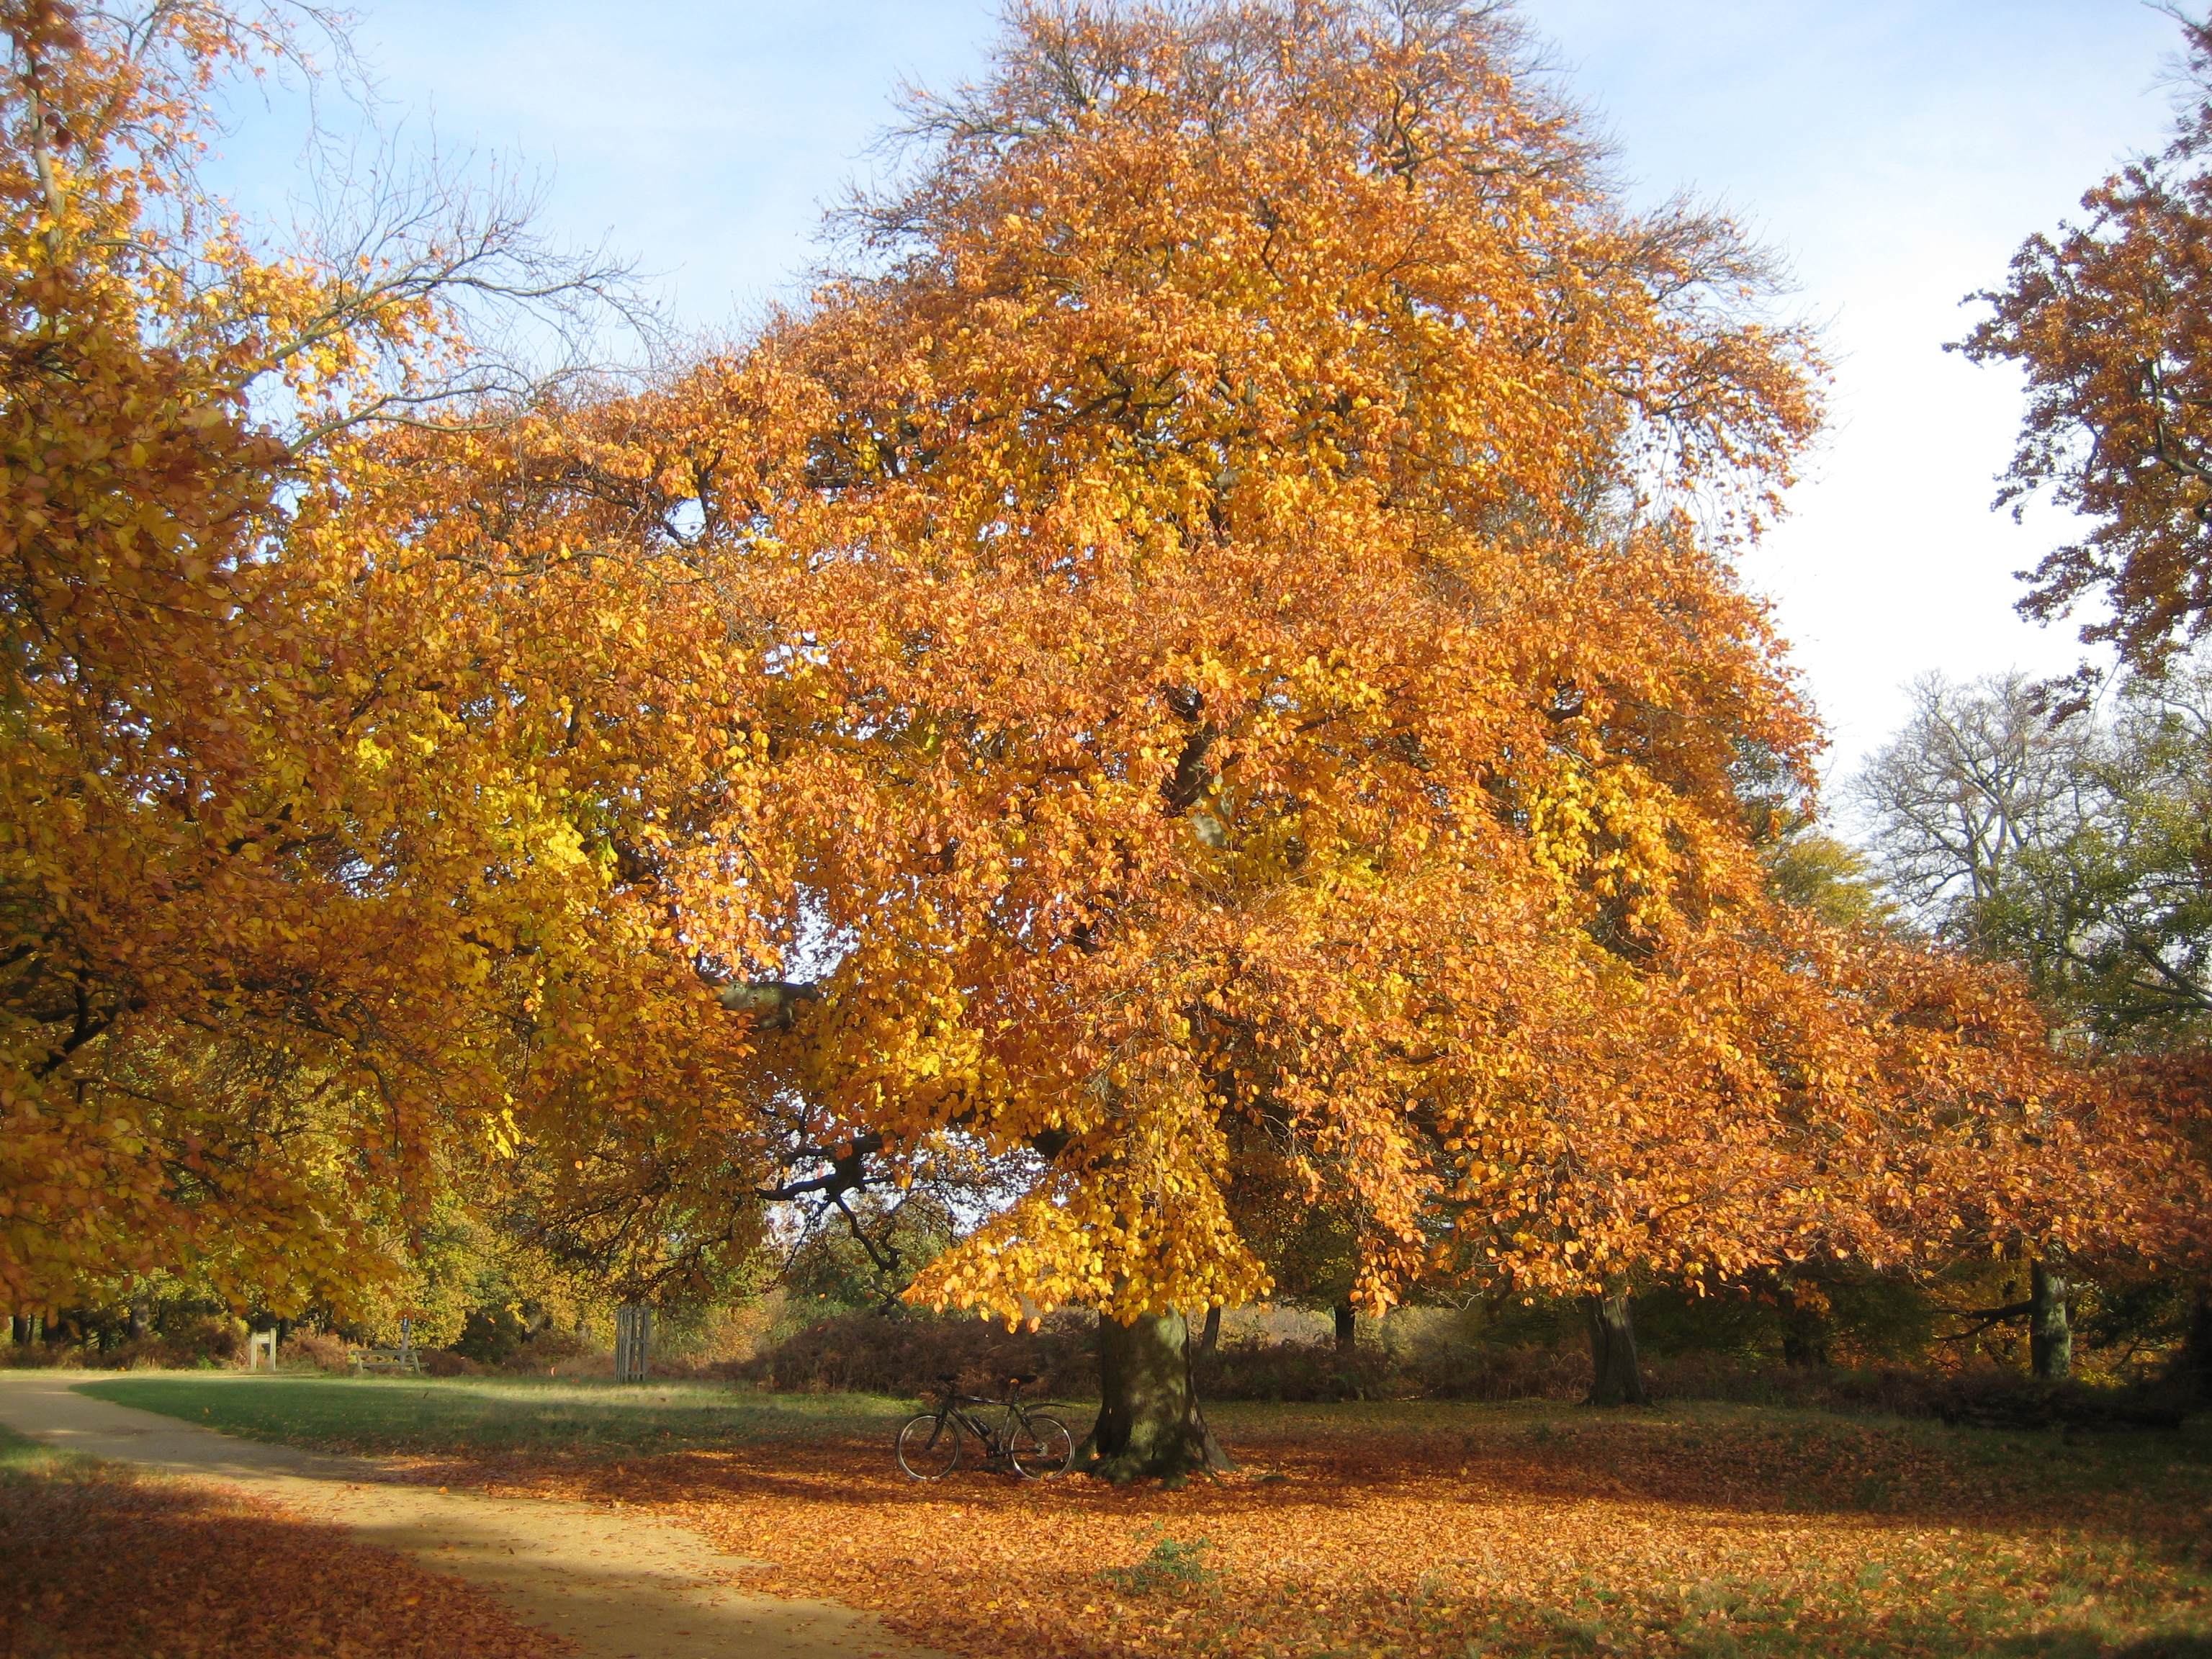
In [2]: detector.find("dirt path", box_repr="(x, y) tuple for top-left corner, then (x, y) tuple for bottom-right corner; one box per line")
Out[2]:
(0, 1373), (952, 1659)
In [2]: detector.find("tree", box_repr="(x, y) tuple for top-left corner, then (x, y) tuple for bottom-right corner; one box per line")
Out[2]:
(1850, 666), (2212, 1377)
(705, 0), (1827, 1463)
(1944, 660), (2212, 1046)
(1951, 2), (2212, 1382)
(1851, 673), (2101, 944)
(0, 0), (689, 1320)
(468, 0), (2191, 1465)
(1956, 8), (2212, 683)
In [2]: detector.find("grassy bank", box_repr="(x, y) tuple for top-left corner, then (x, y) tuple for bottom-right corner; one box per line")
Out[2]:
(81, 1372), (917, 1459)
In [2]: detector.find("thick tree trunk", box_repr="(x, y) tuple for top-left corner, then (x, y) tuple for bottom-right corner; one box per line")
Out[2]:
(1198, 1304), (1221, 1357)
(1082, 1310), (1234, 1483)
(1333, 1300), (1356, 1354)
(8, 1316), (27, 1345)
(126, 1297), (148, 1341)
(2029, 1258), (2072, 1382)
(1583, 1290), (1647, 1406)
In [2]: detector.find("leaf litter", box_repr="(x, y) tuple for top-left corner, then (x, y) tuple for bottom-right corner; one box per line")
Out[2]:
(0, 1444), (569, 1659)
(367, 1406), (2212, 1659)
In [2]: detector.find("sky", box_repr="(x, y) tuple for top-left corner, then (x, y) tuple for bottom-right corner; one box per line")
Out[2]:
(210, 0), (2189, 792)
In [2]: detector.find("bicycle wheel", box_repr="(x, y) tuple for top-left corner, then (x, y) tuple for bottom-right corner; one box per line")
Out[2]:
(1008, 1412), (1074, 1479)
(896, 1413), (961, 1480)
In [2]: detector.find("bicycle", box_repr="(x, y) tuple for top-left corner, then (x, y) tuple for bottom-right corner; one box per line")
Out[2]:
(895, 1372), (1076, 1480)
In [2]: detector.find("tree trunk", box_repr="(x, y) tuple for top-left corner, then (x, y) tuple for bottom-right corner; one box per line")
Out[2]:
(2029, 1258), (2072, 1382)
(1197, 1304), (1221, 1357)
(1780, 1327), (1830, 1368)
(126, 1297), (148, 1341)
(1583, 1290), (1647, 1406)
(1082, 1309), (1234, 1483)
(2182, 1281), (2212, 1403)
(1780, 1298), (1830, 1369)
(1332, 1300), (1356, 1354)
(8, 1316), (27, 1346)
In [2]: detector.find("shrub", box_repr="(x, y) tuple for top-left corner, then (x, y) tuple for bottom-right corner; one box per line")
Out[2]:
(452, 1308), (529, 1367)
(498, 1328), (597, 1373)
(1193, 1336), (1395, 1402)
(1185, 1335), (1591, 1403)
(278, 1330), (354, 1373)
(0, 1339), (78, 1370)
(418, 1349), (489, 1378)
(739, 1308), (1099, 1399)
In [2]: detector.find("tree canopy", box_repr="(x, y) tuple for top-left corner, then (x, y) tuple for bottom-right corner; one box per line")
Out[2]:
(1959, 9), (2212, 683)
(485, 0), (2192, 1332)
(4, 0), (2202, 1439)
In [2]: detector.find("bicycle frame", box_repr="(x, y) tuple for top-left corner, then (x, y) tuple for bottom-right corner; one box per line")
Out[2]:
(926, 1390), (1030, 1461)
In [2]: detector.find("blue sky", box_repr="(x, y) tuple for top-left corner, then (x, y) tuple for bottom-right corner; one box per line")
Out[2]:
(212, 1), (2188, 787)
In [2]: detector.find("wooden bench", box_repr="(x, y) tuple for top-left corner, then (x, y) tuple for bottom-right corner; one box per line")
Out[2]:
(347, 1346), (421, 1376)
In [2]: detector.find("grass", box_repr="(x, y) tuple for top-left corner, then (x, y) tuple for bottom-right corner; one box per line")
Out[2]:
(80, 1371), (912, 1459)
(75, 1376), (2212, 1658)
(0, 1421), (562, 1658)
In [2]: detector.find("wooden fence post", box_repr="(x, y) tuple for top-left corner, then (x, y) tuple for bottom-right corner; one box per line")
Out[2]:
(614, 1304), (651, 1382)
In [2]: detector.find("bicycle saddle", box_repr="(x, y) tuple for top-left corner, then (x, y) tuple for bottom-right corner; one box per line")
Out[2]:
(1008, 1372), (1039, 1385)
(935, 1372), (961, 1382)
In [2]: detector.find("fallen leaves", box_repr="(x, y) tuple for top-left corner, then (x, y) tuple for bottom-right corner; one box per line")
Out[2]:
(0, 1446), (567, 1659)
(384, 1404), (2211, 1659)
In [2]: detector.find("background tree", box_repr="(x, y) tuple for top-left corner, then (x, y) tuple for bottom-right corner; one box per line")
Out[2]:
(1851, 672), (2102, 945)
(1981, 661), (2212, 1045)
(1850, 664), (2212, 1377)
(1956, 7), (2212, 684)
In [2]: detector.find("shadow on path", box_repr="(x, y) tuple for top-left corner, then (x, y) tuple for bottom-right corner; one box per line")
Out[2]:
(0, 1373), (948, 1659)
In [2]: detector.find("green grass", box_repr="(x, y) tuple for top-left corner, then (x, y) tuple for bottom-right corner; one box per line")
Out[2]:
(0, 1419), (76, 1475)
(80, 1372), (914, 1459)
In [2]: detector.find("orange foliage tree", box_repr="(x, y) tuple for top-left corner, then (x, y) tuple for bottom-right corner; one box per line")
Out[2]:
(1958, 9), (2212, 682)
(8, 0), (2195, 1474)
(450, 0), (2188, 1469)
(1953, 4), (2212, 1385)
(0, 0), (757, 1320)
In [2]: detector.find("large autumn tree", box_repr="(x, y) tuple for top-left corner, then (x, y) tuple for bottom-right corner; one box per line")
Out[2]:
(441, 0), (2190, 1469)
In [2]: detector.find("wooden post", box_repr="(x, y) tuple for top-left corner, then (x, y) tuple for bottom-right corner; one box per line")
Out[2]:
(614, 1304), (652, 1382)
(246, 1328), (277, 1371)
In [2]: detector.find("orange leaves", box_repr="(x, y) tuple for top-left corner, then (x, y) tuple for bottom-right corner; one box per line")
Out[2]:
(1958, 12), (2212, 678)
(590, 0), (1852, 1324)
(4, 0), (2175, 1339)
(449, 1407), (2208, 1659)
(0, 1450), (565, 1659)
(0, 6), (755, 1313)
